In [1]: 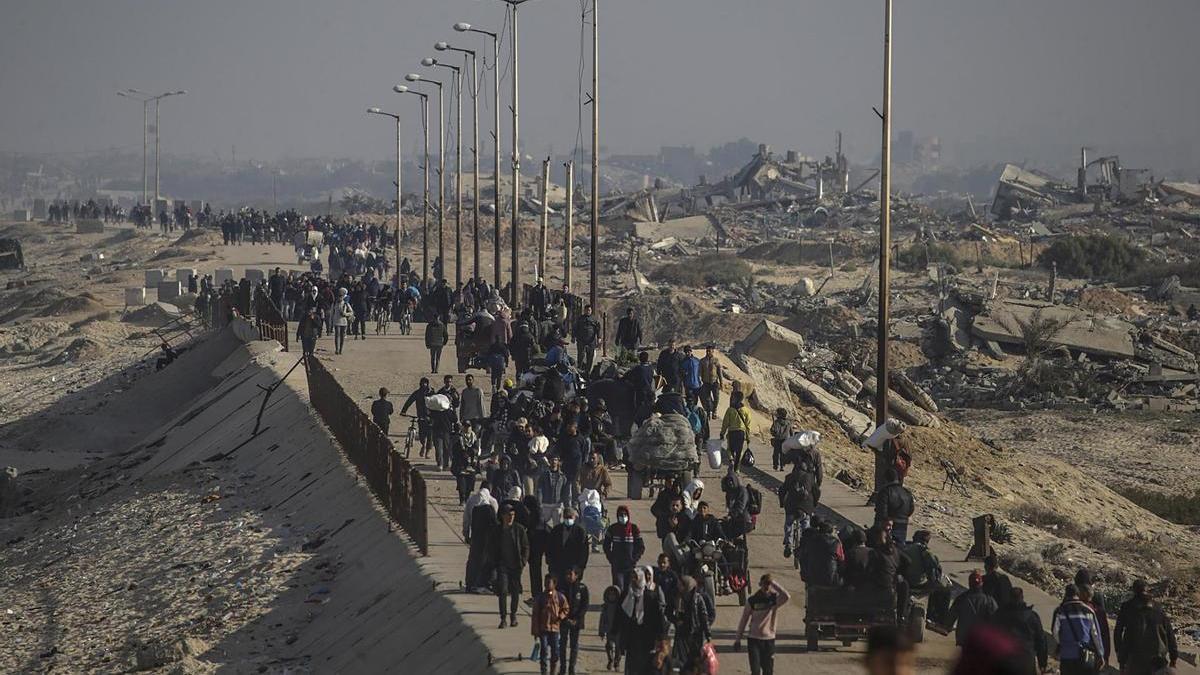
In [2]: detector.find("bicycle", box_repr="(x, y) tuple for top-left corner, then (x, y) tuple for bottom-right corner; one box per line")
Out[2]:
(397, 302), (413, 335)
(374, 304), (390, 335)
(403, 415), (419, 459)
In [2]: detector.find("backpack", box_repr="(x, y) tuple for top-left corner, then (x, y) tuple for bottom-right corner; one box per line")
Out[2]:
(782, 474), (812, 513)
(1126, 604), (1170, 661)
(745, 484), (763, 516)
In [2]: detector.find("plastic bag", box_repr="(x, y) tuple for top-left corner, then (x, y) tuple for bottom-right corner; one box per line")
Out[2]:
(426, 394), (452, 411)
(706, 439), (724, 470)
(701, 641), (720, 674)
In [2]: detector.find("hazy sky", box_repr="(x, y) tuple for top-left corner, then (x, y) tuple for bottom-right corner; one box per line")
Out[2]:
(2, 0), (1198, 169)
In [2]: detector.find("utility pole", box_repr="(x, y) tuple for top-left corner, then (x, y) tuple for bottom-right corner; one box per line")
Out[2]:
(875, 0), (894, 432)
(154, 98), (161, 206)
(454, 68), (463, 288)
(510, 3), (522, 307)
(141, 101), (148, 205)
(492, 32), (502, 293)
(395, 119), (402, 274)
(539, 157), (550, 282)
(565, 161), (574, 290)
(437, 84), (446, 279)
(589, 0), (600, 311)
(469, 53), (480, 281)
(421, 96), (431, 282)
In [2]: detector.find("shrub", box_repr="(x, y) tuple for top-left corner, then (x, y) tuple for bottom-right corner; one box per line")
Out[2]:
(1037, 234), (1144, 280)
(895, 243), (961, 272)
(655, 253), (751, 288)
(1117, 487), (1200, 526)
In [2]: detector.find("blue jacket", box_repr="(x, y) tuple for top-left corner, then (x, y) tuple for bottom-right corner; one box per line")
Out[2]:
(1052, 601), (1103, 662)
(681, 355), (702, 390)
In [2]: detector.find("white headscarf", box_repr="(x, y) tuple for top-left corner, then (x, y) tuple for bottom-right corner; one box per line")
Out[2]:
(622, 566), (648, 623)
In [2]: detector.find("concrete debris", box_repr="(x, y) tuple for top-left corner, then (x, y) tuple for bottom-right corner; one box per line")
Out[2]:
(971, 299), (1137, 359)
(860, 375), (941, 428)
(733, 319), (805, 366)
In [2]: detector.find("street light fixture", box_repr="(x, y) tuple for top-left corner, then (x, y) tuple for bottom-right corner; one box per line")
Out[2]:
(453, 21), (504, 293)
(425, 54), (464, 288)
(407, 72), (446, 281)
(395, 84), (432, 283)
(367, 107), (403, 275)
(117, 90), (151, 206)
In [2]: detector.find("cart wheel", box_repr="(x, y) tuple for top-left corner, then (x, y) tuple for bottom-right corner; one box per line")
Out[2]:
(908, 605), (926, 643)
(806, 625), (819, 652)
(627, 470), (644, 500)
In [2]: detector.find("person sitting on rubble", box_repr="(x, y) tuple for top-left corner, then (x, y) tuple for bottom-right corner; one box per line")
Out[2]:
(798, 516), (843, 587)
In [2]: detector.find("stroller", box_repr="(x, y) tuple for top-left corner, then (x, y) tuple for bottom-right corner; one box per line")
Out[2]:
(578, 489), (606, 552)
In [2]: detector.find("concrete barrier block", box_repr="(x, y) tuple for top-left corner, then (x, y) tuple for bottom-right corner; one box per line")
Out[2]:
(76, 219), (105, 234)
(157, 281), (182, 301)
(125, 287), (147, 306)
(733, 319), (805, 366)
(214, 268), (235, 284)
(244, 268), (265, 283)
(145, 269), (167, 287)
(175, 268), (197, 284)
(11, 209), (31, 221)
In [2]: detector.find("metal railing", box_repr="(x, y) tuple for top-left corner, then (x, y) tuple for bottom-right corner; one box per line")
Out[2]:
(305, 355), (428, 554)
(254, 292), (290, 352)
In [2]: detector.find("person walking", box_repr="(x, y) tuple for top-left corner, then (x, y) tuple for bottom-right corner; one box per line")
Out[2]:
(947, 571), (999, 647)
(547, 507), (590, 585)
(425, 314), (449, 373)
(331, 287), (353, 354)
(572, 305), (601, 376)
(680, 345), (702, 407)
(779, 462), (817, 559)
(370, 387), (394, 435)
(1114, 579), (1179, 675)
(461, 373), (486, 427)
(531, 574), (570, 675)
(993, 586), (1049, 675)
(558, 566), (590, 675)
(463, 482), (499, 592)
(734, 574), (790, 675)
(874, 468), (915, 545)
(982, 553), (1015, 606)
(720, 391), (752, 472)
(617, 566), (669, 675)
(297, 306), (321, 357)
(400, 377), (435, 458)
(1051, 584), (1105, 675)
(673, 574), (714, 672)
(491, 504), (530, 629)
(602, 505), (645, 589)
(698, 345), (723, 420)
(615, 308), (642, 362)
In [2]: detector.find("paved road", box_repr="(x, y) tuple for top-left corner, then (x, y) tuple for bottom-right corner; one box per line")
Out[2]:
(306, 316), (962, 675)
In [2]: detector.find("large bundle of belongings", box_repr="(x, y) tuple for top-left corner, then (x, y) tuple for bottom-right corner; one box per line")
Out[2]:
(625, 412), (696, 470)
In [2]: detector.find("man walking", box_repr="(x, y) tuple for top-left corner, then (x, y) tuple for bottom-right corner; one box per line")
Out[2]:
(734, 575), (790, 675)
(491, 504), (530, 629)
(1114, 579), (1178, 675)
(571, 305), (601, 376)
(679, 345), (702, 406)
(699, 345), (723, 419)
(425, 314), (449, 373)
(370, 387), (394, 435)
(614, 308), (641, 362)
(874, 468), (915, 545)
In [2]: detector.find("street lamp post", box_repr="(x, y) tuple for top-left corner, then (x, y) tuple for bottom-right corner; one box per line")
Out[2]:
(438, 40), (481, 283)
(455, 21), (502, 294)
(367, 107), (403, 277)
(116, 90), (150, 206)
(875, 0), (895, 496)
(424, 57), (464, 289)
(395, 85), (431, 283)
(590, 0), (600, 312)
(406, 73), (445, 282)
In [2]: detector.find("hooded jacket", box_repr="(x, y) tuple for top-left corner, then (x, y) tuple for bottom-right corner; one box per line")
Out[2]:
(462, 487), (499, 540)
(602, 506), (645, 571)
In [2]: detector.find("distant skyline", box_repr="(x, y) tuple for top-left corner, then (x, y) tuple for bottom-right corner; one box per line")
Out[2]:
(2, 0), (1198, 173)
